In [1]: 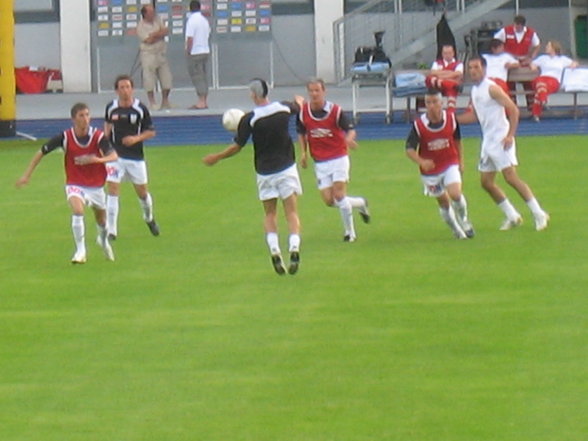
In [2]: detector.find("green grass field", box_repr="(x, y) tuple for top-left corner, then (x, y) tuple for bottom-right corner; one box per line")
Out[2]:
(1, 135), (587, 441)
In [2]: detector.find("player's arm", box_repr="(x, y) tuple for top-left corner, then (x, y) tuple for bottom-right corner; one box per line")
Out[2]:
(75, 138), (119, 165)
(489, 84), (519, 148)
(405, 127), (434, 172)
(454, 121), (464, 173)
(338, 111), (357, 149)
(15, 134), (62, 187)
(202, 143), (241, 166)
(295, 116), (309, 169)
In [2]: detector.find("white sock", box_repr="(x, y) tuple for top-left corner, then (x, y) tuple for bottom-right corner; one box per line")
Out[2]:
(288, 234), (300, 253)
(335, 197), (355, 237)
(526, 197), (544, 216)
(139, 193), (154, 222)
(439, 206), (464, 236)
(498, 199), (520, 220)
(71, 215), (85, 254)
(97, 223), (107, 243)
(346, 196), (365, 209)
(451, 194), (468, 222)
(266, 232), (280, 256)
(106, 195), (119, 236)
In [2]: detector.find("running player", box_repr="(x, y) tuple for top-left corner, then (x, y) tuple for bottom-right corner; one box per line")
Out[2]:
(406, 89), (474, 239)
(457, 56), (549, 231)
(104, 74), (159, 240)
(297, 78), (370, 242)
(202, 78), (303, 276)
(16, 103), (118, 263)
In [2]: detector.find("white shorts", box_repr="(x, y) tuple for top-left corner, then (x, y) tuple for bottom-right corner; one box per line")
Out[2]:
(314, 155), (350, 190)
(65, 185), (106, 209)
(479, 141), (518, 173)
(421, 164), (462, 198)
(106, 158), (148, 185)
(256, 163), (302, 201)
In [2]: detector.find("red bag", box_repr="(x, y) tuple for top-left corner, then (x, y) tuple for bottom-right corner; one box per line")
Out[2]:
(15, 67), (52, 94)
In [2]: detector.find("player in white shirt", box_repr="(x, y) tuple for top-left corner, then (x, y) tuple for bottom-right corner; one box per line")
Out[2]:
(529, 40), (578, 121)
(482, 39), (520, 93)
(457, 56), (549, 232)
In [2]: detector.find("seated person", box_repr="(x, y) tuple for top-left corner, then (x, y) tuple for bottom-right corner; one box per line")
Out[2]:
(425, 44), (464, 111)
(530, 40), (577, 121)
(483, 39), (520, 94)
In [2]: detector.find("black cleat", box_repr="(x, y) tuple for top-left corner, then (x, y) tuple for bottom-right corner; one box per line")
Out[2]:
(271, 254), (287, 275)
(359, 198), (370, 224)
(343, 234), (357, 242)
(288, 251), (300, 275)
(108, 233), (117, 241)
(146, 219), (160, 236)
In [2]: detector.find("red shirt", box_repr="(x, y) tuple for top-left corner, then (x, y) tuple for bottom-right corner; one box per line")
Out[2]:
(414, 111), (460, 175)
(63, 127), (108, 187)
(300, 102), (347, 162)
(503, 25), (536, 57)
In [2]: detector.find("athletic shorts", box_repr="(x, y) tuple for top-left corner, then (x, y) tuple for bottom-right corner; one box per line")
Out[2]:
(421, 164), (461, 198)
(256, 163), (302, 201)
(106, 158), (148, 185)
(314, 155), (350, 190)
(478, 140), (518, 173)
(65, 185), (106, 209)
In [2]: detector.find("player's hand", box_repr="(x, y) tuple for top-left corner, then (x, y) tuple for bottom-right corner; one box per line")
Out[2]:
(74, 154), (96, 165)
(122, 135), (139, 146)
(202, 154), (218, 166)
(294, 95), (305, 108)
(346, 137), (358, 149)
(15, 177), (29, 188)
(503, 135), (514, 150)
(420, 159), (435, 172)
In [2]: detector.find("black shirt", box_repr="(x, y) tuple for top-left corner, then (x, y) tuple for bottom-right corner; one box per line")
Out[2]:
(235, 101), (299, 175)
(104, 98), (154, 160)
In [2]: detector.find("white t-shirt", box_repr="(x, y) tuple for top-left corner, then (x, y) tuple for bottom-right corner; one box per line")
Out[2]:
(185, 11), (210, 55)
(471, 77), (512, 155)
(533, 54), (574, 81)
(483, 52), (518, 81)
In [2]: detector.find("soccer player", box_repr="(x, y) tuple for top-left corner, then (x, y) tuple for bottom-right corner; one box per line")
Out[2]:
(16, 103), (118, 263)
(425, 44), (464, 111)
(457, 57), (549, 231)
(297, 78), (370, 242)
(104, 74), (159, 240)
(405, 89), (474, 239)
(202, 78), (302, 276)
(529, 40), (578, 121)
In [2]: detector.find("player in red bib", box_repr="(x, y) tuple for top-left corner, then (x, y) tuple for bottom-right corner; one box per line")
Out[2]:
(297, 78), (370, 242)
(425, 45), (464, 111)
(16, 103), (118, 263)
(405, 89), (474, 239)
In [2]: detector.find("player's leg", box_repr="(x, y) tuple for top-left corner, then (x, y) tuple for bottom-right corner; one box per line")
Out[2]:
(262, 198), (286, 275)
(436, 192), (466, 239)
(332, 180), (356, 242)
(159, 56), (173, 109)
(130, 160), (159, 236)
(445, 166), (474, 237)
(105, 160), (123, 239)
(279, 167), (302, 274)
(502, 166), (549, 231)
(66, 188), (87, 263)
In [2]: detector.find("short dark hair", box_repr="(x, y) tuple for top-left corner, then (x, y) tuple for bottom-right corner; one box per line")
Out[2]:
(114, 74), (134, 90)
(306, 77), (326, 90)
(70, 102), (89, 119)
(468, 55), (487, 68)
(489, 39), (504, 52)
(425, 88), (442, 97)
(514, 15), (526, 26)
(249, 78), (268, 98)
(190, 1), (201, 11)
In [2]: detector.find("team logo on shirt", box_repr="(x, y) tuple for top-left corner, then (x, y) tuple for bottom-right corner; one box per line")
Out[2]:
(309, 128), (333, 139)
(427, 138), (450, 151)
(130, 114), (138, 124)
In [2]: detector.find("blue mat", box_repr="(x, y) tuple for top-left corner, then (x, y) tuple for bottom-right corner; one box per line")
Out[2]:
(11, 110), (588, 146)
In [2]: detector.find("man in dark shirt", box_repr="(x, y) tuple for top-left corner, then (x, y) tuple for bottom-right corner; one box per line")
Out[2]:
(202, 78), (303, 276)
(104, 74), (159, 240)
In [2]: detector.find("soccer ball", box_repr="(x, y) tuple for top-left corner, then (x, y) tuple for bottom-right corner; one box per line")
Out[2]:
(222, 108), (245, 133)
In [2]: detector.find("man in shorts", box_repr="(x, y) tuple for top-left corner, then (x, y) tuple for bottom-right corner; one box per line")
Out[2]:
(457, 57), (549, 231)
(104, 74), (159, 240)
(16, 103), (118, 263)
(297, 77), (370, 242)
(406, 89), (474, 239)
(202, 78), (302, 275)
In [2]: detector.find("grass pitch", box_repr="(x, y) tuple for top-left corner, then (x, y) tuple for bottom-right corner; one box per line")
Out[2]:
(1, 135), (587, 441)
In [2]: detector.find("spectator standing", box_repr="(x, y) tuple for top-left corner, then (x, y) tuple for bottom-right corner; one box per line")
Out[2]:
(185, 1), (211, 110)
(137, 4), (173, 110)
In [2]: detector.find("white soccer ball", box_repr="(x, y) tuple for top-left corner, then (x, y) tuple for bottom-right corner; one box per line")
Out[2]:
(222, 108), (245, 133)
